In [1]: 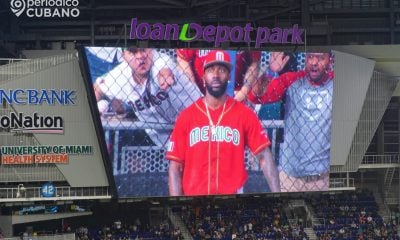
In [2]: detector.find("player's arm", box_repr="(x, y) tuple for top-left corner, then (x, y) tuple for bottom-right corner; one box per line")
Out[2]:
(168, 160), (183, 196)
(250, 52), (288, 98)
(176, 49), (196, 85)
(255, 147), (280, 192)
(93, 82), (105, 102)
(248, 71), (305, 104)
(234, 61), (259, 102)
(158, 68), (175, 90)
(249, 51), (298, 104)
(165, 112), (187, 196)
(152, 51), (177, 91)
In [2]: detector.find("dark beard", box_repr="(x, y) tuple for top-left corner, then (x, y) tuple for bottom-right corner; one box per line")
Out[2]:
(205, 80), (228, 98)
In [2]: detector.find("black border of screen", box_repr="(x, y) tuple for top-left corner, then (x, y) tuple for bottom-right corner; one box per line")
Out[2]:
(77, 46), (118, 199)
(75, 47), (335, 200)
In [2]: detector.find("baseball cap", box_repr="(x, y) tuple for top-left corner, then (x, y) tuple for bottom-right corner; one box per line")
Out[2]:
(203, 50), (232, 71)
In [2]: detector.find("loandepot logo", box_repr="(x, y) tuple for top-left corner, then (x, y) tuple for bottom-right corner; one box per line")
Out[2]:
(10, 0), (80, 18)
(130, 18), (304, 48)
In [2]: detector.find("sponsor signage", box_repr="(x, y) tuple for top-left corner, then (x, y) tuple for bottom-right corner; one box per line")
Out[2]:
(0, 89), (76, 105)
(0, 89), (76, 134)
(0, 112), (64, 134)
(17, 205), (58, 215)
(0, 145), (93, 165)
(18, 206), (46, 215)
(130, 18), (304, 47)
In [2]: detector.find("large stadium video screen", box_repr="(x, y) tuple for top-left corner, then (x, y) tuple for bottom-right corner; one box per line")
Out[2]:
(83, 47), (334, 197)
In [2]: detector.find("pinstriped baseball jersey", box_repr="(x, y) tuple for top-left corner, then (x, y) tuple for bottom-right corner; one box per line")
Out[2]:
(166, 97), (271, 196)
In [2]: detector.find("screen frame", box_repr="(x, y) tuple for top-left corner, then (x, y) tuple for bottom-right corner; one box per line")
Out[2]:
(78, 47), (334, 199)
(77, 46), (118, 199)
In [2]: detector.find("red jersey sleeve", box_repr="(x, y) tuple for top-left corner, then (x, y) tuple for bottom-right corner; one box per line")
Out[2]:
(244, 107), (271, 155)
(176, 49), (196, 62)
(165, 113), (187, 163)
(248, 70), (306, 104)
(250, 51), (261, 62)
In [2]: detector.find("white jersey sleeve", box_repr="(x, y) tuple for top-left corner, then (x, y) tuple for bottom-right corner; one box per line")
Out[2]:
(95, 61), (133, 101)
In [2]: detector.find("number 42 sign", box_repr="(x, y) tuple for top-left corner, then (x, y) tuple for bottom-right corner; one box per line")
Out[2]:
(41, 182), (56, 197)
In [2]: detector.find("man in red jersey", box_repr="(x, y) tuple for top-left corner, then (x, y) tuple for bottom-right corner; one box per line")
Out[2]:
(166, 50), (280, 196)
(176, 49), (260, 102)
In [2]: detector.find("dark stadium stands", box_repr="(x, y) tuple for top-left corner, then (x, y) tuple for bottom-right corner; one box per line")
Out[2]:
(6, 190), (399, 240)
(68, 191), (400, 240)
(310, 190), (399, 239)
(171, 198), (308, 240)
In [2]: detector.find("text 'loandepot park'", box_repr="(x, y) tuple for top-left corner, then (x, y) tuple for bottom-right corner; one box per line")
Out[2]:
(130, 18), (304, 47)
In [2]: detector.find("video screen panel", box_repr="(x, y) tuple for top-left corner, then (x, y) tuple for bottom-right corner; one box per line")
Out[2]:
(83, 47), (334, 197)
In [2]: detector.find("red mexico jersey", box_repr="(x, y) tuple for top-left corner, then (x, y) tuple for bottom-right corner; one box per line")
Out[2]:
(166, 97), (271, 196)
(177, 49), (211, 94)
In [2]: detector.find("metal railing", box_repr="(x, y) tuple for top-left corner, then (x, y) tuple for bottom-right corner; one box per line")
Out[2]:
(329, 177), (355, 189)
(362, 155), (400, 164)
(0, 186), (111, 202)
(0, 58), (31, 65)
(312, 217), (326, 226)
(102, 120), (284, 131)
(0, 53), (77, 82)
(4, 233), (75, 240)
(386, 197), (400, 205)
(290, 199), (306, 207)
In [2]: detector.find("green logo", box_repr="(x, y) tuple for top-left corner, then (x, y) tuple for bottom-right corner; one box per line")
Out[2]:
(179, 23), (196, 41)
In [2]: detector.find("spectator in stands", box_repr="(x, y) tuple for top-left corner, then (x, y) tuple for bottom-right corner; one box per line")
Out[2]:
(233, 51), (262, 102)
(249, 52), (334, 192)
(94, 47), (201, 147)
(256, 52), (298, 122)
